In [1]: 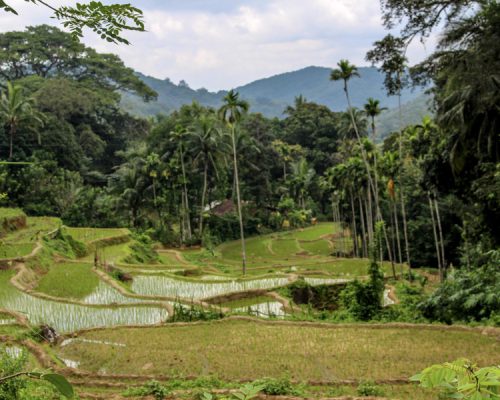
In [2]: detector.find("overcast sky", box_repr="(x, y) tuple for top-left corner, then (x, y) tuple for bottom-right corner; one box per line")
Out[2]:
(0, 1), (436, 91)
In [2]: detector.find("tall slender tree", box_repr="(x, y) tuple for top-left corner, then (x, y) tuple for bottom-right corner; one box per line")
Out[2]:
(331, 60), (395, 273)
(188, 112), (224, 235)
(169, 125), (192, 241)
(218, 90), (249, 275)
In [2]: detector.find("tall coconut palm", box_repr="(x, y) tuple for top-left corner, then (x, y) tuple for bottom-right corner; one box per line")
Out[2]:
(170, 125), (192, 241)
(188, 112), (224, 235)
(289, 158), (315, 209)
(0, 82), (44, 159)
(218, 90), (249, 275)
(331, 60), (395, 270)
(336, 109), (368, 140)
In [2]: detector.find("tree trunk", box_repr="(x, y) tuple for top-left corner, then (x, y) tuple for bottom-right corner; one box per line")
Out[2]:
(397, 87), (412, 271)
(180, 148), (192, 240)
(199, 160), (209, 235)
(393, 196), (403, 265)
(428, 193), (443, 281)
(434, 197), (446, 277)
(343, 81), (394, 268)
(9, 124), (15, 159)
(349, 190), (359, 258)
(370, 116), (380, 213)
(389, 201), (397, 267)
(358, 195), (368, 258)
(231, 125), (247, 275)
(366, 185), (374, 245)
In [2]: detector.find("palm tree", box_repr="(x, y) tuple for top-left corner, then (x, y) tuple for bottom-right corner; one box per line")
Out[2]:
(0, 82), (44, 159)
(188, 112), (224, 235)
(170, 125), (192, 241)
(336, 109), (368, 140)
(331, 60), (395, 270)
(284, 95), (307, 116)
(219, 90), (249, 274)
(364, 98), (386, 209)
(289, 158), (315, 209)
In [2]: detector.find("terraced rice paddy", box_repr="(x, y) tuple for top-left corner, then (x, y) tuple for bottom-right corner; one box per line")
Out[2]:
(234, 301), (286, 317)
(56, 319), (499, 381)
(0, 216), (60, 259)
(82, 281), (147, 305)
(0, 271), (168, 332)
(131, 275), (290, 300)
(64, 227), (129, 243)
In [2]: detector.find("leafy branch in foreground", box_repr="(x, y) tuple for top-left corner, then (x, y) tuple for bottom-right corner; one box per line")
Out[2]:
(411, 359), (500, 399)
(0, 0), (144, 44)
(0, 371), (74, 398)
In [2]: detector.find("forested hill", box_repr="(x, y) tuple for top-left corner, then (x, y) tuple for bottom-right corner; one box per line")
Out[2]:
(121, 66), (427, 123)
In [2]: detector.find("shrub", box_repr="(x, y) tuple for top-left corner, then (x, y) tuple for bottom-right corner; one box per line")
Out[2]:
(253, 377), (303, 396)
(419, 249), (500, 324)
(169, 303), (224, 323)
(356, 381), (384, 397)
(123, 232), (160, 264)
(340, 259), (384, 321)
(125, 380), (169, 400)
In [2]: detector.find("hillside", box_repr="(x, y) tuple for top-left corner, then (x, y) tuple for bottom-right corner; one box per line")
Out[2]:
(121, 66), (427, 122)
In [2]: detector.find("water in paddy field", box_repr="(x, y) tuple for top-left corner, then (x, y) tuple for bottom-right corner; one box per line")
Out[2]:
(234, 301), (286, 318)
(82, 281), (146, 304)
(303, 277), (351, 286)
(131, 275), (290, 300)
(0, 272), (168, 333)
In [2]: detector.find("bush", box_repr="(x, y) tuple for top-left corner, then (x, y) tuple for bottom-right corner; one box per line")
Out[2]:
(125, 380), (169, 400)
(0, 347), (28, 399)
(123, 231), (160, 264)
(253, 377), (303, 396)
(419, 249), (500, 324)
(340, 259), (384, 321)
(169, 303), (224, 323)
(45, 228), (87, 258)
(356, 381), (384, 397)
(284, 279), (346, 311)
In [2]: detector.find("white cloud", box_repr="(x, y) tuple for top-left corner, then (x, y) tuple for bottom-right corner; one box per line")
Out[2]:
(0, 0), (435, 90)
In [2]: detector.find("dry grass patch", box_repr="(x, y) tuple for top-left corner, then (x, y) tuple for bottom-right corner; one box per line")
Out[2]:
(57, 319), (499, 382)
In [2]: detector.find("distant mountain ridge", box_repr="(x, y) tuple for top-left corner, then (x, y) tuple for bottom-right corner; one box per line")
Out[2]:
(121, 66), (430, 137)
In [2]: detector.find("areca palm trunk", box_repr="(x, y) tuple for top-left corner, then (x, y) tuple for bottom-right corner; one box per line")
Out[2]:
(179, 148), (192, 240)
(370, 116), (380, 210)
(9, 124), (16, 159)
(397, 86), (412, 271)
(230, 125), (247, 274)
(199, 159), (209, 235)
(349, 189), (359, 257)
(358, 195), (368, 258)
(434, 197), (446, 276)
(393, 195), (403, 264)
(428, 193), (443, 281)
(342, 80), (395, 270)
(366, 186), (374, 244)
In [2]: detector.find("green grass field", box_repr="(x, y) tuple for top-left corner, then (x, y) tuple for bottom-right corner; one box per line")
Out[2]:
(0, 216), (60, 259)
(65, 227), (129, 243)
(182, 223), (406, 278)
(35, 262), (99, 299)
(0, 207), (25, 220)
(57, 319), (499, 382)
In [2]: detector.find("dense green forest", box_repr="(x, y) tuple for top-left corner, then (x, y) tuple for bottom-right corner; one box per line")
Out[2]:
(0, 0), (499, 399)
